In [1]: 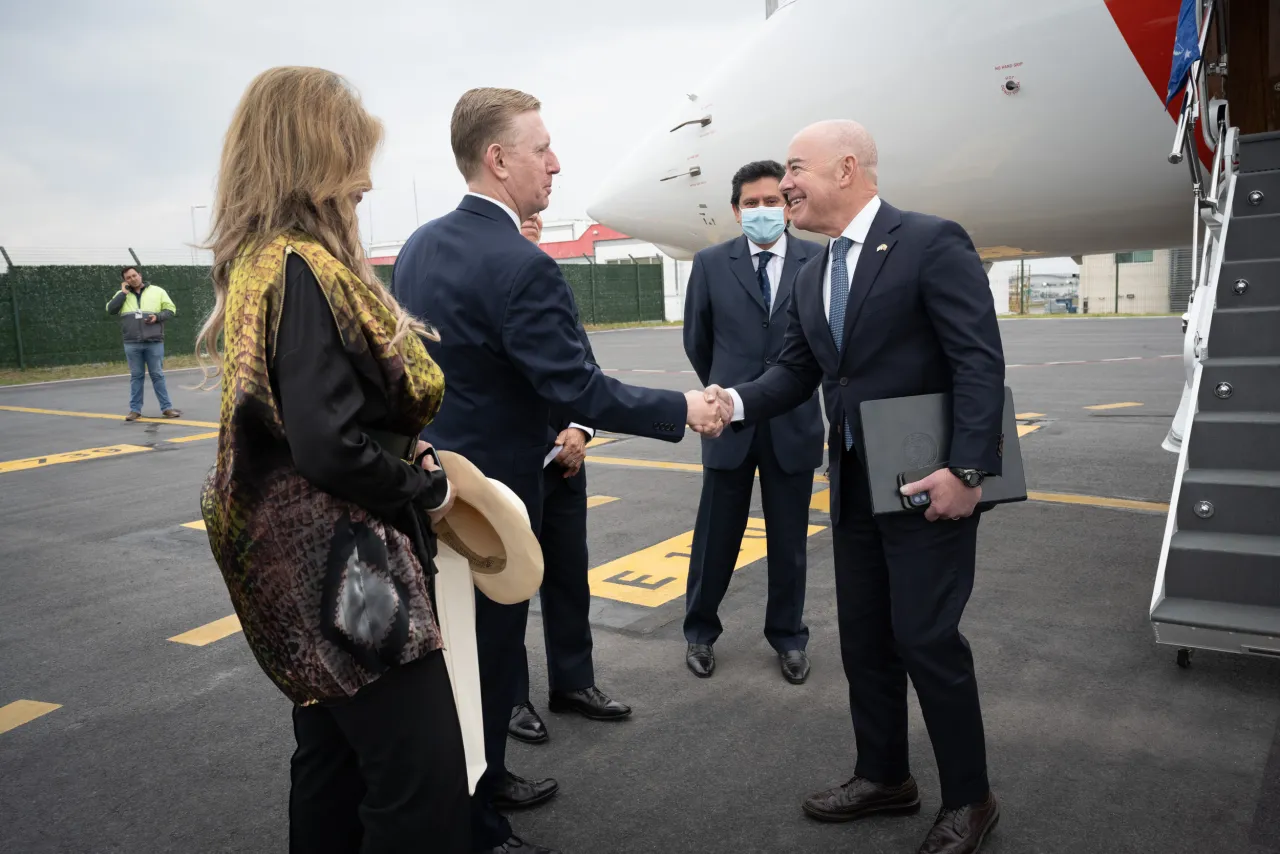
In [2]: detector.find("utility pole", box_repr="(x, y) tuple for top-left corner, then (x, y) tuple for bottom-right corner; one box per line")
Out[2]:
(190, 204), (207, 265)
(1114, 254), (1120, 314)
(413, 178), (421, 226)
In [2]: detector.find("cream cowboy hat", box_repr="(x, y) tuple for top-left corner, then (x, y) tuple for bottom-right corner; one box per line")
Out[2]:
(432, 450), (543, 604)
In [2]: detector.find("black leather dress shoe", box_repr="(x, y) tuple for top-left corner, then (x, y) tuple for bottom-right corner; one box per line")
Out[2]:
(802, 775), (921, 822)
(508, 702), (548, 743)
(686, 643), (714, 678)
(916, 791), (999, 854)
(548, 685), (632, 720)
(779, 649), (810, 684)
(492, 770), (558, 811)
(479, 834), (561, 854)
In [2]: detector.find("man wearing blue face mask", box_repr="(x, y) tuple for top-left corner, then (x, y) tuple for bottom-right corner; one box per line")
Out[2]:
(681, 159), (826, 684)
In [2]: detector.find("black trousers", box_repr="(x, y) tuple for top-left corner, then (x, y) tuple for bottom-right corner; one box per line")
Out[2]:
(470, 591), (528, 849)
(517, 463), (595, 703)
(833, 449), (990, 809)
(289, 649), (470, 854)
(684, 421), (814, 653)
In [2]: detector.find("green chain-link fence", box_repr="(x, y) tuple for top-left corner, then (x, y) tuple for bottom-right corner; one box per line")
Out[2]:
(0, 258), (665, 370)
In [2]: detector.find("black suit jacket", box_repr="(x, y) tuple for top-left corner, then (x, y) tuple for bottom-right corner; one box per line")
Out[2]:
(734, 201), (1005, 523)
(547, 298), (598, 449)
(683, 231), (825, 474)
(392, 195), (686, 521)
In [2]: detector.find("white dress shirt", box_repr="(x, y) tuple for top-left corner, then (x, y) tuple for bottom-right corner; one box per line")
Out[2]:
(748, 231), (787, 315)
(463, 192), (597, 451)
(727, 196), (882, 421)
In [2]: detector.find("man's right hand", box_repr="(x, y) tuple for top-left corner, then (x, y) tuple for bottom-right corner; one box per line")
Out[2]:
(684, 389), (724, 437)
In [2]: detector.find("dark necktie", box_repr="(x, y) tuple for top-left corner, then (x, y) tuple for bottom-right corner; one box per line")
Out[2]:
(828, 237), (855, 450)
(756, 251), (773, 310)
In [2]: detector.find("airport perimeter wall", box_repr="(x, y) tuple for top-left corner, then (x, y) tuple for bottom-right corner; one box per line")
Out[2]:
(0, 260), (664, 369)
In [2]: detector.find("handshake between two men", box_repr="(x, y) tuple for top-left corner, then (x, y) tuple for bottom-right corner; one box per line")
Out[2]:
(682, 386), (735, 438)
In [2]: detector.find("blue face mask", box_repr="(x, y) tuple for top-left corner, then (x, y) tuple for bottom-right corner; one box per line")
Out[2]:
(740, 206), (786, 245)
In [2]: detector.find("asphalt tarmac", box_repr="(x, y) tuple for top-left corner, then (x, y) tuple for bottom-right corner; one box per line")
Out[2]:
(1, 317), (1277, 854)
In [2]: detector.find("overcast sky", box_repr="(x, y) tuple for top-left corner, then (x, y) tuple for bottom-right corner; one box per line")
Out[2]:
(0, 0), (1077, 275)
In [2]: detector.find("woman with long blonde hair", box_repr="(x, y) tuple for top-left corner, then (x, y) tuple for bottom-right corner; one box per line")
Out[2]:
(197, 66), (468, 852)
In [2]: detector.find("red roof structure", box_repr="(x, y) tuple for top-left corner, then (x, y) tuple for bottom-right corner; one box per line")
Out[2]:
(368, 222), (631, 266)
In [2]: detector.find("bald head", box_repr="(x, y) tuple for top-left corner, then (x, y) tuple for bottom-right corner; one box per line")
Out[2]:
(799, 120), (878, 184)
(778, 119), (880, 237)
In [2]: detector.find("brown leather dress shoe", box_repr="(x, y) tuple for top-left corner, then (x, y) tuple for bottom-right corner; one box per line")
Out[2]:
(802, 775), (921, 822)
(917, 791), (1000, 854)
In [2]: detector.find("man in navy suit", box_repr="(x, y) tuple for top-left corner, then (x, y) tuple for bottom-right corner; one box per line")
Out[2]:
(707, 121), (1004, 854)
(393, 88), (723, 854)
(681, 160), (825, 684)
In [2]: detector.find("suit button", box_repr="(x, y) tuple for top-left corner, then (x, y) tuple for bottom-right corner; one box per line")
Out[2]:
(765, 358), (773, 365)
(761, 321), (769, 329)
(839, 377), (849, 386)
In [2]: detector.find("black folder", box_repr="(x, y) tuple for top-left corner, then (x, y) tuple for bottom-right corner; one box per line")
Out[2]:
(856, 386), (1027, 516)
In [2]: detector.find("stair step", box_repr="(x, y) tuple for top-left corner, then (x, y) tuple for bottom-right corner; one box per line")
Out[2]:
(1151, 596), (1280, 639)
(1217, 259), (1280, 308)
(1238, 132), (1280, 174)
(1232, 169), (1280, 218)
(1223, 213), (1280, 262)
(1177, 469), (1280, 536)
(1206, 305), (1280, 357)
(1188, 412), (1280, 471)
(1199, 357), (1280, 412)
(1164, 531), (1280, 608)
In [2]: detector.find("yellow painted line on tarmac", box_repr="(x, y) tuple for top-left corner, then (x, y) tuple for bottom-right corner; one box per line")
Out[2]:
(1026, 491), (1169, 513)
(169, 614), (243, 646)
(0, 443), (151, 474)
(166, 431), (219, 444)
(0, 405), (220, 428)
(1084, 402), (1144, 411)
(588, 517), (826, 607)
(586, 495), (619, 508)
(1017, 424), (1041, 438)
(588, 437), (619, 449)
(182, 520), (207, 531)
(1017, 412), (1046, 419)
(0, 700), (62, 735)
(585, 455), (703, 473)
(810, 489), (830, 513)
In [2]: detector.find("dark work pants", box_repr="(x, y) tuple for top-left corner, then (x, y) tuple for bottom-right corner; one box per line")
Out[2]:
(833, 449), (990, 809)
(289, 649), (470, 853)
(517, 463), (595, 703)
(683, 421), (814, 653)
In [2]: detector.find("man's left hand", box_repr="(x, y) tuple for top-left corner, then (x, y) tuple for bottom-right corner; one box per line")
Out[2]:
(899, 468), (981, 522)
(555, 427), (588, 475)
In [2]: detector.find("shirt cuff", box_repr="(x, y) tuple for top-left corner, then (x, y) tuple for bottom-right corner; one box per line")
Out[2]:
(568, 422), (595, 439)
(727, 388), (745, 422)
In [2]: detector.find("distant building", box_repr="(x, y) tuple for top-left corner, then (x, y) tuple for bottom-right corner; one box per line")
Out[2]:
(1005, 271), (1080, 314)
(1077, 248), (1194, 315)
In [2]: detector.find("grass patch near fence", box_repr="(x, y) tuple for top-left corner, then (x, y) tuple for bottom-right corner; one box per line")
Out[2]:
(0, 322), (686, 386)
(0, 354), (207, 387)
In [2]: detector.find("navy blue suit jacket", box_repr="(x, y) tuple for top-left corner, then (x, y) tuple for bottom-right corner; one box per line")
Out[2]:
(734, 201), (1006, 523)
(683, 231), (825, 474)
(392, 195), (687, 520)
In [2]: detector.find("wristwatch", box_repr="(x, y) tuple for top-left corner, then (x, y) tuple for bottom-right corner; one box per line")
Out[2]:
(949, 467), (986, 488)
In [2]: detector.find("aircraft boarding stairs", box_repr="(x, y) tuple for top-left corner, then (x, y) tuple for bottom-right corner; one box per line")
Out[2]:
(1151, 130), (1280, 667)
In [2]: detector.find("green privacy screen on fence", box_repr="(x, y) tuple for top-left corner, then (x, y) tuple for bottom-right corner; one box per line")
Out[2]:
(0, 261), (665, 369)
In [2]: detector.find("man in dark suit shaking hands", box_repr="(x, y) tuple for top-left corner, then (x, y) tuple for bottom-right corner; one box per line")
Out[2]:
(682, 160), (825, 684)
(706, 121), (1004, 854)
(393, 88), (724, 854)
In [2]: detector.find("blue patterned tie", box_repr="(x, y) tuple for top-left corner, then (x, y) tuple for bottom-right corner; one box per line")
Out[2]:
(755, 251), (773, 309)
(828, 237), (855, 450)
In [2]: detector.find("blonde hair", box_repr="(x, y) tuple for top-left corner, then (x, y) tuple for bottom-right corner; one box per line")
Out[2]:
(195, 66), (432, 383)
(450, 87), (542, 181)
